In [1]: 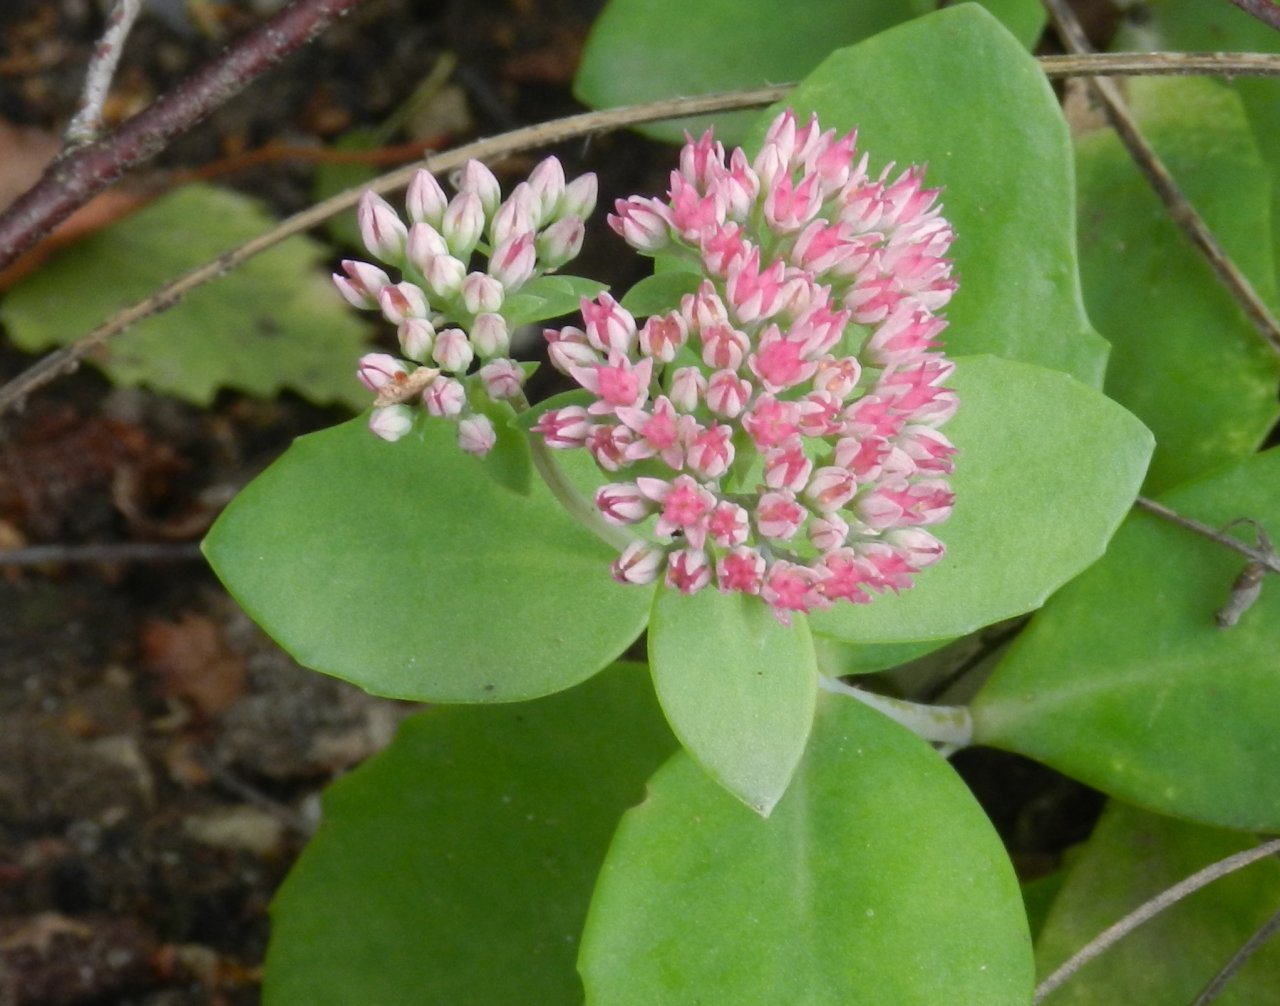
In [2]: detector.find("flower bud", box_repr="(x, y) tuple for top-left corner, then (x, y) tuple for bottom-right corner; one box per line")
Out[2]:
(582, 294), (637, 357)
(544, 326), (598, 374)
(423, 254), (467, 300)
(457, 414), (497, 456)
(666, 548), (711, 595)
(357, 353), (409, 393)
(423, 376), (466, 417)
(406, 222), (449, 273)
(637, 312), (688, 363)
(488, 232), (537, 291)
(668, 367), (705, 413)
(442, 191), (486, 259)
(460, 273), (504, 316)
(368, 404), (414, 442)
(608, 197), (671, 253)
(532, 405), (591, 448)
(479, 358), (525, 400)
(397, 318), (435, 362)
(527, 156), (566, 223)
(536, 216), (585, 270)
(489, 183), (538, 245)
(595, 482), (652, 525)
(432, 328), (474, 373)
(471, 313), (510, 358)
(612, 541), (664, 585)
(407, 169), (449, 227)
(562, 173), (598, 220)
(333, 260), (391, 309)
(377, 282), (428, 324)
(358, 191), (408, 262)
(455, 160), (501, 218)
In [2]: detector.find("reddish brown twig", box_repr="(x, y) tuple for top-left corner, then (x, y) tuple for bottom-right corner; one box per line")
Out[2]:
(0, 0), (366, 272)
(1228, 0), (1280, 32)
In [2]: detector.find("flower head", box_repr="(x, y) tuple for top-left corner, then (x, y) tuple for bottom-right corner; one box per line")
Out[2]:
(547, 110), (957, 624)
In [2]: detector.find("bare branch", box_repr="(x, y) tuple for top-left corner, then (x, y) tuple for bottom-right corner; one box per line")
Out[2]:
(1043, 0), (1280, 356)
(0, 0), (366, 272)
(1135, 498), (1280, 575)
(1227, 0), (1280, 32)
(0, 541), (203, 567)
(1190, 901), (1280, 1005)
(65, 0), (143, 147)
(1034, 837), (1280, 1003)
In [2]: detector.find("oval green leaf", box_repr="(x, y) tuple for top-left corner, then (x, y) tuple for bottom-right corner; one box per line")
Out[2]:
(772, 4), (1107, 385)
(574, 0), (1044, 145)
(648, 585), (817, 816)
(619, 271), (702, 318)
(203, 417), (652, 701)
(1035, 802), (1280, 1005)
(972, 448), (1280, 831)
(809, 354), (1153, 644)
(264, 663), (677, 1006)
(580, 691), (1033, 1005)
(1075, 77), (1280, 492)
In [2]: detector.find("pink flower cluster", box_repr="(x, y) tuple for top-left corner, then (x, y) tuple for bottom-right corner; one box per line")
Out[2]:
(336, 158), (597, 452)
(535, 110), (958, 623)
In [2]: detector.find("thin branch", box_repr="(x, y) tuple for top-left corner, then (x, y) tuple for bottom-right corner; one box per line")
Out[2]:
(1041, 51), (1280, 77)
(1135, 497), (1280, 574)
(1190, 901), (1280, 1005)
(1042, 0), (1280, 356)
(1033, 837), (1280, 1003)
(1227, 0), (1280, 32)
(0, 542), (204, 566)
(65, 0), (143, 147)
(0, 0), (366, 272)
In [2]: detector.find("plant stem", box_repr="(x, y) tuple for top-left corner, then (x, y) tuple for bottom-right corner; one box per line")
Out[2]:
(1190, 901), (1280, 1006)
(1135, 497), (1280, 574)
(1227, 0), (1280, 32)
(65, 0), (143, 147)
(527, 433), (636, 553)
(817, 674), (972, 747)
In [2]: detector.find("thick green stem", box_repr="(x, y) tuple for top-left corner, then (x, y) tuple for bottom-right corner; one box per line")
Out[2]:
(818, 674), (972, 748)
(528, 436), (637, 552)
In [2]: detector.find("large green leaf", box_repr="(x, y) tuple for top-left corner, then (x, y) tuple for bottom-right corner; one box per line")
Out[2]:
(203, 416), (652, 701)
(580, 690), (1033, 1005)
(0, 184), (370, 408)
(809, 354), (1153, 643)
(1113, 0), (1280, 298)
(648, 585), (817, 815)
(971, 448), (1280, 832)
(1035, 802), (1280, 1005)
(1075, 77), (1280, 492)
(264, 663), (677, 1006)
(574, 0), (1045, 145)
(769, 4), (1107, 384)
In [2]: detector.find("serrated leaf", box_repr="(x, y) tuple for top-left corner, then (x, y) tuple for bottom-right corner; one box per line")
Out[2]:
(619, 271), (702, 317)
(1034, 802), (1280, 1005)
(971, 448), (1280, 831)
(809, 355), (1153, 644)
(580, 690), (1033, 1005)
(1075, 77), (1280, 492)
(574, 0), (1045, 146)
(647, 584), (817, 815)
(203, 416), (651, 701)
(502, 274), (608, 327)
(770, 5), (1107, 384)
(264, 663), (677, 1006)
(0, 184), (371, 407)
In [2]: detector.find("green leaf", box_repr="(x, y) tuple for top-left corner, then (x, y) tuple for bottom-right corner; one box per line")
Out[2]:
(203, 416), (652, 702)
(470, 396), (533, 494)
(971, 448), (1280, 832)
(0, 184), (370, 408)
(574, 0), (1044, 146)
(580, 690), (1034, 1005)
(619, 271), (702, 317)
(771, 5), (1107, 384)
(1034, 802), (1280, 1005)
(647, 585), (817, 815)
(809, 355), (1153, 643)
(502, 274), (608, 327)
(264, 663), (677, 1006)
(1075, 77), (1280, 492)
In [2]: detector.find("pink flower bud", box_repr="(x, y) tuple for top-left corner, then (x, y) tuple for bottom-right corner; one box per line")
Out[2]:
(666, 548), (711, 595)
(686, 423), (734, 480)
(442, 191), (486, 259)
(612, 541), (664, 585)
(705, 370), (752, 418)
(368, 404), (413, 442)
(333, 260), (391, 309)
(472, 313), (510, 358)
(397, 318), (435, 362)
(806, 466), (858, 511)
(762, 561), (823, 624)
(706, 501), (749, 547)
(608, 197), (672, 253)
(488, 232), (537, 290)
(562, 173), (598, 220)
(544, 326), (599, 374)
(755, 489), (806, 541)
(357, 353), (409, 393)
(455, 160), (501, 218)
(377, 282), (428, 324)
(595, 482), (652, 525)
(532, 405), (591, 448)
(461, 273), (505, 315)
(582, 294), (637, 357)
(479, 358), (525, 400)
(358, 191), (408, 261)
(527, 156), (566, 223)
(407, 169), (449, 227)
(808, 513), (849, 552)
(586, 424), (634, 471)
(457, 414), (497, 456)
(423, 377), (466, 417)
(536, 216), (585, 270)
(764, 439), (813, 493)
(885, 528), (945, 569)
(813, 356), (862, 398)
(668, 366), (706, 413)
(423, 254), (467, 300)
(490, 183), (538, 245)
(638, 313), (688, 363)
(432, 328), (474, 373)
(717, 546), (765, 594)
(406, 222), (449, 273)
(700, 324), (750, 371)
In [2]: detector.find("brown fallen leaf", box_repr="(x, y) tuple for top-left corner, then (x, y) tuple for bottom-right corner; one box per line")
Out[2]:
(139, 613), (247, 717)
